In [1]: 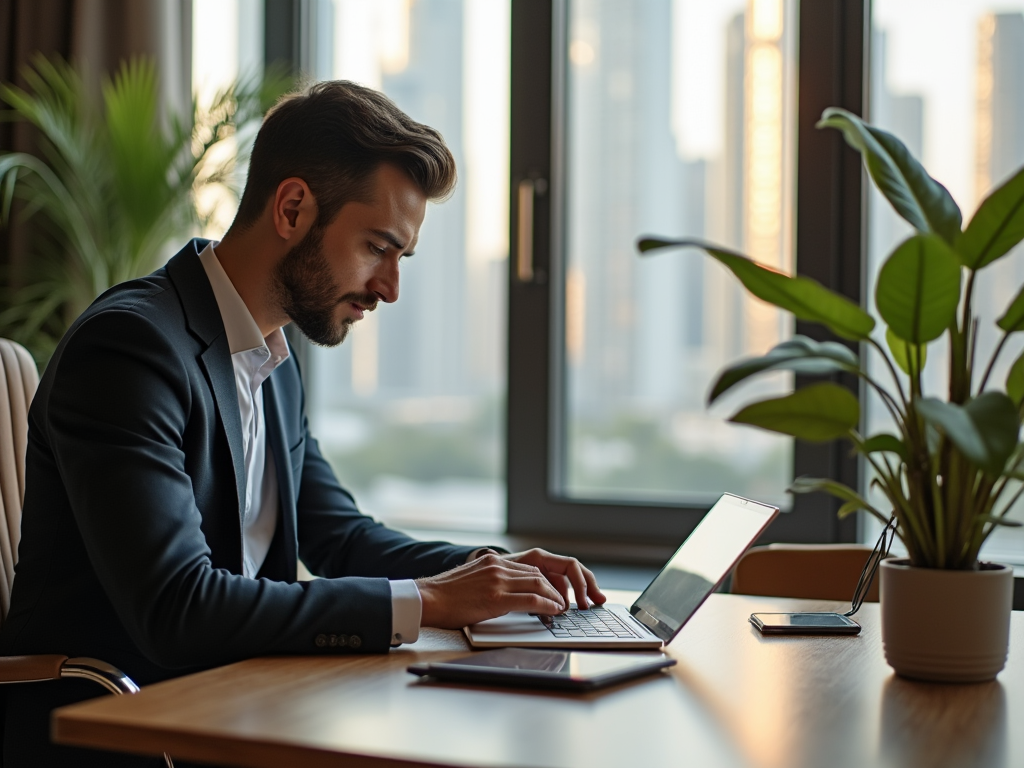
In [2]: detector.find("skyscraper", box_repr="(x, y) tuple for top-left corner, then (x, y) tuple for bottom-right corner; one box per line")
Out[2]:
(742, 0), (794, 356)
(566, 0), (689, 411)
(973, 12), (1024, 383)
(975, 13), (1024, 199)
(314, 0), (507, 409)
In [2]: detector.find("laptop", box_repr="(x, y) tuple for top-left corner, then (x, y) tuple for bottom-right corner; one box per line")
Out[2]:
(464, 493), (779, 649)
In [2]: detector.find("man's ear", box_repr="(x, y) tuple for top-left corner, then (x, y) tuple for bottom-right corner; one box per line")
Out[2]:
(272, 178), (316, 241)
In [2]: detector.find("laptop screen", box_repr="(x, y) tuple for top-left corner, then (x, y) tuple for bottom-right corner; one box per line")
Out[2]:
(630, 494), (778, 642)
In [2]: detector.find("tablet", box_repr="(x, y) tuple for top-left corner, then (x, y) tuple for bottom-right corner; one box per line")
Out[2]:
(407, 648), (676, 691)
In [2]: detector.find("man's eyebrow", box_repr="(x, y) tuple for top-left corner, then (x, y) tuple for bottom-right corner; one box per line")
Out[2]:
(371, 229), (415, 256)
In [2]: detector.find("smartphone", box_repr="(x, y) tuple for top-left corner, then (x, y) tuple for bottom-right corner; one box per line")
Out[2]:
(749, 612), (861, 635)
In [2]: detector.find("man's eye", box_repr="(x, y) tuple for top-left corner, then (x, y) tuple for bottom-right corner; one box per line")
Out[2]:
(370, 243), (387, 256)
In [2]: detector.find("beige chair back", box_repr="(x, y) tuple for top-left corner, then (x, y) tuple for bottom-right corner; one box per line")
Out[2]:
(732, 544), (880, 603)
(0, 339), (39, 624)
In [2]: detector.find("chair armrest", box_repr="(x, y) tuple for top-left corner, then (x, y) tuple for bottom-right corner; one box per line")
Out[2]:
(0, 655), (68, 683)
(0, 655), (141, 694)
(61, 657), (140, 695)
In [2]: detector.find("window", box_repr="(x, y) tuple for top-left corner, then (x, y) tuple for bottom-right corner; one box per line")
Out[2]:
(194, 0), (1024, 564)
(304, 0), (511, 534)
(507, 0), (865, 545)
(562, 0), (796, 506)
(193, 0), (510, 535)
(866, 0), (1024, 563)
(205, 0), (875, 548)
(192, 0), (266, 237)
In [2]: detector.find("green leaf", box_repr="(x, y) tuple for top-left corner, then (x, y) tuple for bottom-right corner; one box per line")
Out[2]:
(975, 515), (1023, 528)
(837, 500), (860, 519)
(997, 284), (1024, 332)
(860, 433), (908, 461)
(837, 500), (895, 528)
(817, 107), (962, 244)
(875, 234), (962, 344)
(638, 238), (875, 340)
(957, 166), (1024, 269)
(1007, 351), (1024, 405)
(915, 393), (1020, 473)
(707, 335), (860, 405)
(789, 477), (889, 522)
(790, 476), (870, 503)
(885, 327), (927, 375)
(729, 383), (859, 442)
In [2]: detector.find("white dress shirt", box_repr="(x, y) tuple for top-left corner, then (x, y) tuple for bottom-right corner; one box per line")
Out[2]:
(198, 242), (422, 645)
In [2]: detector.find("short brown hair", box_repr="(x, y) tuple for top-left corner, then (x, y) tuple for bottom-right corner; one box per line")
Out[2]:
(232, 80), (457, 229)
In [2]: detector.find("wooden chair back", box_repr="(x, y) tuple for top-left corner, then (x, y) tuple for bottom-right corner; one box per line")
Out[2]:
(732, 544), (879, 603)
(0, 339), (39, 624)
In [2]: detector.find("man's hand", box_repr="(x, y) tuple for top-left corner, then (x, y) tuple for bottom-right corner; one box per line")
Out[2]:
(416, 549), (606, 629)
(496, 549), (606, 611)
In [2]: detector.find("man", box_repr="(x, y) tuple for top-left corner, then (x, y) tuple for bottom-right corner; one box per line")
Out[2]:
(0, 81), (605, 766)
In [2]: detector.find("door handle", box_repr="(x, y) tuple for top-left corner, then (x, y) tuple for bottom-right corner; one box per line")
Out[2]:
(516, 178), (536, 283)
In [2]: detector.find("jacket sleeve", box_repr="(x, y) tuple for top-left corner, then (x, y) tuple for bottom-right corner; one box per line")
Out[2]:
(46, 309), (393, 669)
(293, 429), (480, 580)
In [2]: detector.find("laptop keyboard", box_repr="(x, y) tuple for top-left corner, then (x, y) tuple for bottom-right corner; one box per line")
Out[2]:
(542, 606), (643, 639)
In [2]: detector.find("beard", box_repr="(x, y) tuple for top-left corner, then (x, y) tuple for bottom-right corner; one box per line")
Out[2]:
(272, 221), (377, 347)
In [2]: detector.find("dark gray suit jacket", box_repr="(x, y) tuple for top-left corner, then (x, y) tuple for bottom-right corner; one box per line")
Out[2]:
(0, 239), (477, 765)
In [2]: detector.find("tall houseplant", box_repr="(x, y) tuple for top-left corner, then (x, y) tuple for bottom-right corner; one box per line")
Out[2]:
(0, 54), (288, 363)
(640, 108), (1022, 681)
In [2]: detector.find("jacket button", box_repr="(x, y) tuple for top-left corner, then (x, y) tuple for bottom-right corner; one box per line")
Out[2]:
(349, 635), (361, 649)
(328, 634), (338, 647)
(315, 634), (327, 647)
(337, 635), (348, 647)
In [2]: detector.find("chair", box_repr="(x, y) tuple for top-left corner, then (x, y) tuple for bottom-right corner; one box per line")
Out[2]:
(731, 544), (880, 603)
(0, 339), (172, 767)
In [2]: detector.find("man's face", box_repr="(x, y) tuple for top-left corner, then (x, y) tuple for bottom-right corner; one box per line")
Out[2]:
(272, 163), (427, 346)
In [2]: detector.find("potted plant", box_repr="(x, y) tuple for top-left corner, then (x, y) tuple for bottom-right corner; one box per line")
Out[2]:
(0, 54), (290, 364)
(639, 107), (1021, 683)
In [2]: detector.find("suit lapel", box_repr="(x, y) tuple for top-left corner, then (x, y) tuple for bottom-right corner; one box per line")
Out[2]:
(262, 375), (298, 581)
(200, 338), (247, 530)
(167, 240), (247, 534)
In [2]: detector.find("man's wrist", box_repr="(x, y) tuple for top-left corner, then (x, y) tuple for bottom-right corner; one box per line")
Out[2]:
(389, 579), (422, 646)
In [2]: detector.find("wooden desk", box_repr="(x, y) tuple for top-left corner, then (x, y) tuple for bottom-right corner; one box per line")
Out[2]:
(53, 591), (1022, 768)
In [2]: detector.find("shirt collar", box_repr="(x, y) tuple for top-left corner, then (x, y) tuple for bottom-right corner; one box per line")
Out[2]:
(197, 241), (290, 364)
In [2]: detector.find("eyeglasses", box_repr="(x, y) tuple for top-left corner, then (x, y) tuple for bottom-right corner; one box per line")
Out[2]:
(844, 513), (898, 618)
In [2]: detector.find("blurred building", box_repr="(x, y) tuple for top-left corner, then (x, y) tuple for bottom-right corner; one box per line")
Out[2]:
(567, 0), (794, 417)
(312, 0), (506, 413)
(567, 0), (691, 414)
(972, 12), (1024, 384)
(975, 12), (1024, 198)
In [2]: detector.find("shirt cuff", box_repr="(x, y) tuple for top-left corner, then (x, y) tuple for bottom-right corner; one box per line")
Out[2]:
(389, 579), (422, 646)
(466, 547), (499, 562)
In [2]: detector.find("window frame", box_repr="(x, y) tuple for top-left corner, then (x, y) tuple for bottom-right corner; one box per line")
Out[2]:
(505, 0), (869, 546)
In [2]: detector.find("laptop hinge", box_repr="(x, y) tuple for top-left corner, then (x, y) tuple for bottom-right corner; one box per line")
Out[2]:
(631, 607), (671, 641)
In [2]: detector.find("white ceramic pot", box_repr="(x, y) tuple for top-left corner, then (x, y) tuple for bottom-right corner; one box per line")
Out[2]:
(880, 559), (1013, 682)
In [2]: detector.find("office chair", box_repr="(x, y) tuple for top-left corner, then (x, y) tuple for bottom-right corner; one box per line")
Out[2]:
(0, 338), (173, 768)
(731, 543), (880, 603)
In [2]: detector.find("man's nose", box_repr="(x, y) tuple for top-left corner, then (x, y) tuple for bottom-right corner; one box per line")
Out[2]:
(369, 257), (400, 304)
